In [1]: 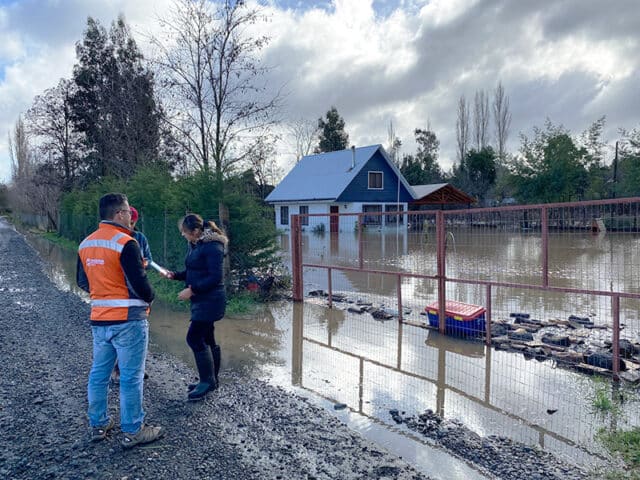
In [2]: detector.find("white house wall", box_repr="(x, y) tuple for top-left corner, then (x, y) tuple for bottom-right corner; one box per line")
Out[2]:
(275, 202), (408, 232)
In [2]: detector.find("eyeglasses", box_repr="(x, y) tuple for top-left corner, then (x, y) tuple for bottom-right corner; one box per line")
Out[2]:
(118, 209), (132, 215)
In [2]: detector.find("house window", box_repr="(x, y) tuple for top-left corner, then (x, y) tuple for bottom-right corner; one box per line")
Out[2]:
(368, 171), (383, 189)
(299, 205), (309, 225)
(362, 204), (382, 225)
(385, 204), (403, 224)
(280, 206), (289, 225)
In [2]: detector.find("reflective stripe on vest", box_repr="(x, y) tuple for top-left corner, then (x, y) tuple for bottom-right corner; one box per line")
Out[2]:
(79, 238), (125, 253)
(79, 223), (148, 322)
(91, 299), (149, 308)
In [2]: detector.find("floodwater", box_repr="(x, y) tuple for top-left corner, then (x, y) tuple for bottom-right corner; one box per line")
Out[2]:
(24, 228), (640, 478)
(292, 228), (640, 332)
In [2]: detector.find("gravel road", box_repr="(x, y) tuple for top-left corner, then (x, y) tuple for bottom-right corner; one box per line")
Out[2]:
(0, 218), (429, 480)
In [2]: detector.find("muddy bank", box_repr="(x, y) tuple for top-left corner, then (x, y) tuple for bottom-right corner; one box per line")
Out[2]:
(0, 219), (428, 480)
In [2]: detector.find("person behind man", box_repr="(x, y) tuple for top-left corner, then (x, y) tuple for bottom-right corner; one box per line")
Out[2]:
(129, 206), (152, 267)
(77, 193), (163, 448)
(111, 205), (154, 383)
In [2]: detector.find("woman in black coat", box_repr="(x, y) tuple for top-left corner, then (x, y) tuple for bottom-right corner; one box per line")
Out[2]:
(166, 214), (228, 401)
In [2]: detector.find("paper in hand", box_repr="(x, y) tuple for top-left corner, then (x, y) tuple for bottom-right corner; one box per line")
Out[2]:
(149, 261), (169, 276)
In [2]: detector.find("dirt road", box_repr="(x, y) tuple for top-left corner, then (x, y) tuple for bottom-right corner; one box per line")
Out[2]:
(0, 218), (428, 480)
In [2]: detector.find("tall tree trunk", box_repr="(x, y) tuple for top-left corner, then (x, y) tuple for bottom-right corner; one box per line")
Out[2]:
(218, 201), (231, 288)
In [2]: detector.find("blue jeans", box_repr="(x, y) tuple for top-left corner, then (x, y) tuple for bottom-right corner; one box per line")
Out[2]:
(88, 320), (148, 434)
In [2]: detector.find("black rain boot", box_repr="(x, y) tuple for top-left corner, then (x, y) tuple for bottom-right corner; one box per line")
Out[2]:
(211, 345), (221, 390)
(187, 345), (221, 392)
(188, 349), (215, 402)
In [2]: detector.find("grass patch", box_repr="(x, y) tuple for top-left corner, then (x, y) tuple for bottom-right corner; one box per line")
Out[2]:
(589, 378), (640, 480)
(149, 274), (259, 316)
(592, 470), (640, 480)
(597, 427), (640, 468)
(41, 231), (79, 251)
(226, 291), (259, 315)
(594, 427), (640, 479)
(33, 230), (264, 316)
(147, 271), (188, 309)
(589, 377), (622, 418)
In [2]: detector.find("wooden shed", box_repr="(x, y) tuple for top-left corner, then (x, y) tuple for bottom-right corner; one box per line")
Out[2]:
(410, 183), (475, 208)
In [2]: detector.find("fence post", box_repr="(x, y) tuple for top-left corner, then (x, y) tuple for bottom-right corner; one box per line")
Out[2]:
(485, 284), (492, 346)
(542, 206), (549, 287)
(358, 214), (364, 269)
(327, 267), (333, 308)
(436, 211), (446, 334)
(292, 215), (303, 302)
(612, 294), (620, 381)
(163, 209), (168, 265)
(397, 273), (403, 323)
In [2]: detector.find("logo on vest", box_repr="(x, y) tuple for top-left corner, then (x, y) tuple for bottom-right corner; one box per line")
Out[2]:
(86, 258), (105, 267)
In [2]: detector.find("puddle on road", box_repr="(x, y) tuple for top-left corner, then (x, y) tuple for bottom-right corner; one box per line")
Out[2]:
(26, 231), (634, 479)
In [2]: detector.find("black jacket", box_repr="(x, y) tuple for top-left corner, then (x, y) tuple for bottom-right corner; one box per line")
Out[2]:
(174, 229), (227, 323)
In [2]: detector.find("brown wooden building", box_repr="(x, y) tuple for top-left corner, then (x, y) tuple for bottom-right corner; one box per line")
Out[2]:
(410, 183), (476, 209)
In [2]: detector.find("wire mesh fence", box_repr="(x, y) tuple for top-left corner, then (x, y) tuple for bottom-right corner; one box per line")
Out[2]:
(289, 198), (640, 469)
(57, 209), (220, 271)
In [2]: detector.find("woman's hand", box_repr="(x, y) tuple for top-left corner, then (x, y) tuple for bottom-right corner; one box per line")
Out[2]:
(162, 270), (175, 279)
(178, 286), (193, 301)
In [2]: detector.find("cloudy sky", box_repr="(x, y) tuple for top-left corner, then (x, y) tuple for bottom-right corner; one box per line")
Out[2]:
(1, 0), (639, 183)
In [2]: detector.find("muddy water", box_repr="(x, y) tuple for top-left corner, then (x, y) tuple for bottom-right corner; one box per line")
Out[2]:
(26, 229), (640, 477)
(292, 229), (640, 334)
(283, 229), (640, 465)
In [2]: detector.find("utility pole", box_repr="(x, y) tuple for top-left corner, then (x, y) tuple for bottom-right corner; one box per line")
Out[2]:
(612, 141), (619, 199)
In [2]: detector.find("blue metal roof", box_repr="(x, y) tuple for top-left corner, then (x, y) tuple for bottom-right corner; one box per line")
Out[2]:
(266, 144), (415, 203)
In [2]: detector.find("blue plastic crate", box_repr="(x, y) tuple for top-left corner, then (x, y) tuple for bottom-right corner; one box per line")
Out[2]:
(426, 300), (486, 336)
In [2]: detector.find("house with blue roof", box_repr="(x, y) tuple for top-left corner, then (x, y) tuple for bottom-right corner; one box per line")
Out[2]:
(265, 144), (415, 232)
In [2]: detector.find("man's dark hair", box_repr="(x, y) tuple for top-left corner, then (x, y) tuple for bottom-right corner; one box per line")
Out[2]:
(99, 193), (128, 220)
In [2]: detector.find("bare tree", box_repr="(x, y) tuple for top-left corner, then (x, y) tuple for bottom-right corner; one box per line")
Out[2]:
(151, 0), (281, 187)
(7, 117), (60, 229)
(25, 79), (86, 190)
(246, 134), (281, 199)
(9, 116), (32, 182)
(493, 81), (512, 162)
(473, 89), (490, 151)
(289, 118), (318, 162)
(386, 120), (402, 166)
(456, 95), (470, 163)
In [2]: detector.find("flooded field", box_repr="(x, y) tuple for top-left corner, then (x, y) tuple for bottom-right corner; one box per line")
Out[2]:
(24, 228), (640, 478)
(291, 228), (640, 334)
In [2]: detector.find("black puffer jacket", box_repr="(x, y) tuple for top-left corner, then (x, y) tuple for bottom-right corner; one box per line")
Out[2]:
(174, 229), (228, 323)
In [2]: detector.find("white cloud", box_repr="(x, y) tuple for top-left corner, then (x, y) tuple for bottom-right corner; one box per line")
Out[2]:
(0, 0), (173, 182)
(1, 0), (639, 183)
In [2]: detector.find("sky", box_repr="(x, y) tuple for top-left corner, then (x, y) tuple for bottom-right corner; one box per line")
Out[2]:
(0, 0), (639, 183)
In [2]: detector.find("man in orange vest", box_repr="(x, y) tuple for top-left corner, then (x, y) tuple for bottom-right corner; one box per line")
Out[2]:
(77, 193), (163, 449)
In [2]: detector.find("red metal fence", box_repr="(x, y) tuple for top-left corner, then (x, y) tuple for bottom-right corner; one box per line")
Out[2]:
(291, 198), (640, 381)
(289, 200), (640, 468)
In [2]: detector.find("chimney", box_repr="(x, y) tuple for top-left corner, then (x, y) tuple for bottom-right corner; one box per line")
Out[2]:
(351, 145), (356, 169)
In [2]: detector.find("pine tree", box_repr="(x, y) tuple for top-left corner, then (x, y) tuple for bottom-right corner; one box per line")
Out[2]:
(316, 106), (349, 153)
(70, 16), (160, 180)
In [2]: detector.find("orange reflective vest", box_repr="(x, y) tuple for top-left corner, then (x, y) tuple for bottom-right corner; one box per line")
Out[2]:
(78, 222), (149, 322)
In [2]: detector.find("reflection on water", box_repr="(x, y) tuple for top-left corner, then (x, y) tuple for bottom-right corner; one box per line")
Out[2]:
(292, 301), (636, 469)
(26, 230), (639, 477)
